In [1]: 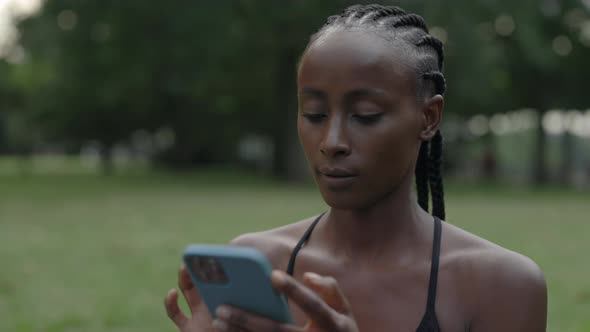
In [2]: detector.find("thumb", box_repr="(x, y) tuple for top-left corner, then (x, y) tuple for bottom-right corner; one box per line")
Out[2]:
(302, 272), (351, 315)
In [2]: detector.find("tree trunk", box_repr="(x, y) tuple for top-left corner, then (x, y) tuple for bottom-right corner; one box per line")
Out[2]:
(272, 46), (308, 181)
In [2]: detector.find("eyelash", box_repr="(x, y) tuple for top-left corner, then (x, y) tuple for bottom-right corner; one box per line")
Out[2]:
(301, 113), (327, 123)
(301, 113), (383, 125)
(352, 113), (383, 124)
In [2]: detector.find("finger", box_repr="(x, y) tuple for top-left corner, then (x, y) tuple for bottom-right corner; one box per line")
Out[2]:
(271, 270), (339, 330)
(165, 288), (189, 328)
(212, 319), (248, 332)
(178, 264), (202, 313)
(215, 305), (301, 332)
(303, 272), (352, 314)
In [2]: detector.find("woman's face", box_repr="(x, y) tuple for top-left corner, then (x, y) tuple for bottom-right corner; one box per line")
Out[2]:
(297, 30), (429, 209)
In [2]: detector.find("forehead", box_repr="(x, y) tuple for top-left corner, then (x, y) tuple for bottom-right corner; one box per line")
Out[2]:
(298, 30), (416, 94)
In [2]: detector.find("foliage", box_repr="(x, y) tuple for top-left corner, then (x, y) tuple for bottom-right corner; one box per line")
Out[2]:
(2, 0), (589, 177)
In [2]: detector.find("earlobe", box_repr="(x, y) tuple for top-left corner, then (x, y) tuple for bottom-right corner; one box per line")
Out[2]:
(419, 95), (444, 140)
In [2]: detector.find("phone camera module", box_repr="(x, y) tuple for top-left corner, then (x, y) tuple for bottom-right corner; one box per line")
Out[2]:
(190, 256), (229, 285)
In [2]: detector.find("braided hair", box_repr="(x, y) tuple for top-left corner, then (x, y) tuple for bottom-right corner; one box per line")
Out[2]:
(306, 4), (446, 220)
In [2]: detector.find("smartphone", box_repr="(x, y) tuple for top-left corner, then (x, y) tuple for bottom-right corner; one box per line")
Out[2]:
(183, 244), (293, 323)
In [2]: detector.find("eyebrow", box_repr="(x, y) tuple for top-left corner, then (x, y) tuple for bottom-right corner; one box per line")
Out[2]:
(299, 87), (387, 99)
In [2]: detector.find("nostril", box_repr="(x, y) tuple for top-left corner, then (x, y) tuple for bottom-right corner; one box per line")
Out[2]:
(320, 145), (351, 157)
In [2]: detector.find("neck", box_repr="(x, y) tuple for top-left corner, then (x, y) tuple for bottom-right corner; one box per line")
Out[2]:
(318, 179), (432, 268)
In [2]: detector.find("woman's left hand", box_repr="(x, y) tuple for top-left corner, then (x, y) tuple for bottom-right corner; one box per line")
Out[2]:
(211, 270), (359, 332)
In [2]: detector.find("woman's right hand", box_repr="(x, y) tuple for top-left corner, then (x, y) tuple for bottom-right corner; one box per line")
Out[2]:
(164, 265), (212, 332)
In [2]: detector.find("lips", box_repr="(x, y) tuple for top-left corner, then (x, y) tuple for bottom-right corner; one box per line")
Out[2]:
(317, 166), (358, 189)
(317, 166), (357, 177)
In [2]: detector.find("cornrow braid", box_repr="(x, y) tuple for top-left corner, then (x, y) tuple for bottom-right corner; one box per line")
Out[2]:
(417, 35), (444, 70)
(370, 6), (406, 21)
(307, 4), (447, 220)
(341, 4), (363, 17)
(352, 4), (387, 18)
(415, 141), (430, 212)
(428, 131), (445, 220)
(390, 13), (428, 32)
(423, 71), (446, 95)
(325, 15), (340, 26)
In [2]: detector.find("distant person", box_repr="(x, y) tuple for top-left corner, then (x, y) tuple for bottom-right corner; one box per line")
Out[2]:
(164, 4), (547, 331)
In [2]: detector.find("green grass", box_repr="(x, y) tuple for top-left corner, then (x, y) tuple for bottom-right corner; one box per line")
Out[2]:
(1, 171), (589, 332)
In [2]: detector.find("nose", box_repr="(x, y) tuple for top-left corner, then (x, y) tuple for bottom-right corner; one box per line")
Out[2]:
(319, 115), (351, 157)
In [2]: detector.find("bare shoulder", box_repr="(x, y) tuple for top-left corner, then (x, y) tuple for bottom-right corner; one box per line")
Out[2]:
(228, 215), (321, 270)
(441, 222), (547, 331)
(441, 222), (545, 285)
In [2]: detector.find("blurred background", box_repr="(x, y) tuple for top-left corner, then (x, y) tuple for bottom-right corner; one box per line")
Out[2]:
(0, 0), (589, 331)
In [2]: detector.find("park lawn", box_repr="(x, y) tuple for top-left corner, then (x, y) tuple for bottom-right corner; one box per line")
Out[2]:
(1, 171), (589, 332)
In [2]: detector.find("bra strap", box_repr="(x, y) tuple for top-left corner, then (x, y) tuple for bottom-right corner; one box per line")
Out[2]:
(286, 213), (324, 276)
(426, 216), (442, 312)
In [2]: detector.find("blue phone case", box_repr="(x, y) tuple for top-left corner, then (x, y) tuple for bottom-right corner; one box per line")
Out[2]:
(183, 244), (293, 323)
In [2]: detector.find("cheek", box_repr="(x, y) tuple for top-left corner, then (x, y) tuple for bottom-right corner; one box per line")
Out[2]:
(360, 121), (419, 174)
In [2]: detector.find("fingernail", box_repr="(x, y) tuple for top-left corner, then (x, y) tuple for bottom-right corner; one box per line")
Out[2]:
(304, 272), (322, 281)
(216, 306), (230, 319)
(212, 319), (228, 331)
(272, 270), (287, 286)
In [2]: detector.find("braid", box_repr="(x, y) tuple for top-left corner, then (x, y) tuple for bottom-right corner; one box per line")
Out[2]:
(342, 4), (363, 15)
(415, 141), (430, 212)
(362, 4), (390, 12)
(428, 131), (445, 220)
(352, 4), (386, 18)
(307, 4), (447, 220)
(323, 5), (407, 27)
(370, 6), (406, 21)
(417, 35), (444, 70)
(325, 15), (340, 26)
(312, 4), (446, 99)
(390, 14), (428, 32)
(423, 71), (446, 95)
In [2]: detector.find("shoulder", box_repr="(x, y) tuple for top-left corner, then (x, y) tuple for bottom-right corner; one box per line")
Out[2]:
(441, 222), (546, 288)
(228, 215), (321, 270)
(441, 222), (547, 331)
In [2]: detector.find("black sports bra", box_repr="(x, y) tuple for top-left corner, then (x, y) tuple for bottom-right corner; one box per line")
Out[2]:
(286, 214), (442, 332)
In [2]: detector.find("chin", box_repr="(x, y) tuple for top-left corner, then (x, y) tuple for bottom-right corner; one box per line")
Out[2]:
(319, 189), (373, 210)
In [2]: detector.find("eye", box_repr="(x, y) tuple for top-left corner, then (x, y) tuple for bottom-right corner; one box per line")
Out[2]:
(299, 98), (327, 123)
(350, 100), (384, 125)
(301, 112), (327, 123)
(352, 113), (383, 125)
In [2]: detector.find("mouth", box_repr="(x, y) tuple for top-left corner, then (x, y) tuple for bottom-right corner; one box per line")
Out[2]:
(317, 166), (357, 178)
(317, 167), (358, 188)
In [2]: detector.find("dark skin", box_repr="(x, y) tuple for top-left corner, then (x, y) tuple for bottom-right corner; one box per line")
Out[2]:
(164, 30), (547, 332)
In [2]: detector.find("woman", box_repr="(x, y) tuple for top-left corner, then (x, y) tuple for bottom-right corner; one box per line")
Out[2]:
(164, 4), (547, 332)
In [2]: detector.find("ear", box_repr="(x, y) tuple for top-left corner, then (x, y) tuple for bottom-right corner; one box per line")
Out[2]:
(419, 95), (444, 141)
